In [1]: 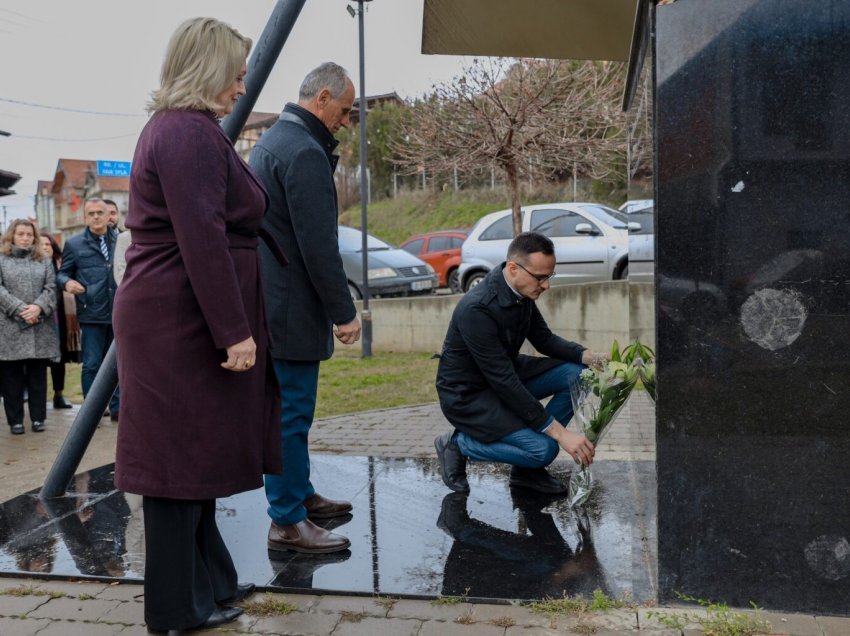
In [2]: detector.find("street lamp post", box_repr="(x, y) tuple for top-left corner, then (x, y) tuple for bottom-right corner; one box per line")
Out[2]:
(350, 0), (373, 357)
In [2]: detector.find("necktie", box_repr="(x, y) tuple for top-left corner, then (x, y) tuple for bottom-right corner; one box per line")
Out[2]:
(99, 235), (109, 261)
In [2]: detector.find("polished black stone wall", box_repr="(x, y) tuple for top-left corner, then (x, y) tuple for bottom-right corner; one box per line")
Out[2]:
(655, 0), (850, 614)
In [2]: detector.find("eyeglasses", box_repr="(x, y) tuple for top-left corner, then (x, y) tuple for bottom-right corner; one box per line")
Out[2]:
(514, 261), (555, 284)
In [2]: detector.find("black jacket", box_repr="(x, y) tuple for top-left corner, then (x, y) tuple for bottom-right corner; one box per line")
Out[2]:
(251, 103), (357, 361)
(56, 227), (117, 324)
(436, 264), (585, 442)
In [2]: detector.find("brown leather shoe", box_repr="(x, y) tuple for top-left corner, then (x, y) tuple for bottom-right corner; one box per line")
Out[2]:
(304, 493), (352, 519)
(268, 519), (351, 554)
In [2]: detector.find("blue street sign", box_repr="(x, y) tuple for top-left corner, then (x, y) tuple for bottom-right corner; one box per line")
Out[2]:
(96, 160), (131, 177)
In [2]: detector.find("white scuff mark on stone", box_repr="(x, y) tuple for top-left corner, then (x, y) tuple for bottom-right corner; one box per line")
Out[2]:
(805, 535), (850, 581)
(729, 547), (747, 558)
(823, 383), (837, 395)
(731, 180), (745, 192)
(740, 288), (807, 351)
(792, 356), (800, 365)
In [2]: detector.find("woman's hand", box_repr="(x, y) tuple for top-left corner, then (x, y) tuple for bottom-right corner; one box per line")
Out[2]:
(581, 349), (611, 369)
(221, 336), (257, 373)
(19, 304), (42, 325)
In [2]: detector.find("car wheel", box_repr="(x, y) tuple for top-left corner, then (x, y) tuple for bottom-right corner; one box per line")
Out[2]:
(448, 269), (462, 294)
(348, 283), (362, 300)
(617, 264), (629, 280)
(464, 271), (487, 292)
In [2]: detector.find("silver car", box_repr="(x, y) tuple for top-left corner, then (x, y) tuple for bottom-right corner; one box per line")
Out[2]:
(338, 226), (438, 300)
(619, 200), (654, 283)
(458, 202), (629, 291)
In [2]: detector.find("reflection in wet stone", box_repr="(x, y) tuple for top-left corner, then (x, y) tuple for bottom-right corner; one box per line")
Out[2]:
(0, 457), (656, 602)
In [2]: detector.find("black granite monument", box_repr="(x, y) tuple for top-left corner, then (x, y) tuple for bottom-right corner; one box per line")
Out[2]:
(655, 0), (850, 615)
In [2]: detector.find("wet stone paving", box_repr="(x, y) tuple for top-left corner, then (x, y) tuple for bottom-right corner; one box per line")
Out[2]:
(0, 456), (656, 603)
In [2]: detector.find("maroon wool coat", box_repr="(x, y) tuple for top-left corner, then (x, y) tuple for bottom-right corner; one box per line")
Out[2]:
(113, 109), (282, 499)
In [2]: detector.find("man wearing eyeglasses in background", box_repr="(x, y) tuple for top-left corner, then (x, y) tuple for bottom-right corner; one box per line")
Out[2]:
(434, 231), (609, 495)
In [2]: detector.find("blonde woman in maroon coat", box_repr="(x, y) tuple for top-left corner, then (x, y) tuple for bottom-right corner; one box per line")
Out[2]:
(112, 17), (281, 633)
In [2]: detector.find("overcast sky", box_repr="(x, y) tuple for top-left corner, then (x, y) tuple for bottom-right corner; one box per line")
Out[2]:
(0, 0), (470, 221)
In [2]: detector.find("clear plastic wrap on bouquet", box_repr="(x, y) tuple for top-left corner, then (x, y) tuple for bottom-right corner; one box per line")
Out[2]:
(568, 363), (638, 507)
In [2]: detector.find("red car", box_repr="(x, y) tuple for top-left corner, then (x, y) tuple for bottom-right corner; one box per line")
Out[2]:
(400, 230), (469, 293)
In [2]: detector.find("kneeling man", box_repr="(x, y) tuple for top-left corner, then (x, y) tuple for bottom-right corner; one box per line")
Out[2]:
(435, 232), (607, 494)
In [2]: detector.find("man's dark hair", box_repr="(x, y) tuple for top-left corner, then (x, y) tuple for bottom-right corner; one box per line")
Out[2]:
(507, 231), (554, 263)
(103, 199), (118, 211)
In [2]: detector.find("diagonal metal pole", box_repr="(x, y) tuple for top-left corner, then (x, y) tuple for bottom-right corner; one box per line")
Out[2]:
(40, 0), (307, 499)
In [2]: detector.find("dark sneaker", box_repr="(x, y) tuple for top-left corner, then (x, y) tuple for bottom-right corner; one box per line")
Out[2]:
(434, 431), (470, 493)
(10, 423), (24, 435)
(31, 421), (45, 433)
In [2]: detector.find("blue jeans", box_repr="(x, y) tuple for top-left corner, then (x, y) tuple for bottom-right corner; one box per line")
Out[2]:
(264, 359), (320, 526)
(80, 323), (119, 414)
(455, 362), (583, 469)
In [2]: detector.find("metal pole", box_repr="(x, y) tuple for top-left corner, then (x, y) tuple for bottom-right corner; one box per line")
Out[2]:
(358, 0), (372, 358)
(40, 0), (306, 499)
(222, 0), (308, 143)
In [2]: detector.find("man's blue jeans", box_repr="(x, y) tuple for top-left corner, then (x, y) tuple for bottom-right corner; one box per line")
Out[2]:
(455, 362), (583, 469)
(80, 323), (119, 414)
(264, 359), (320, 526)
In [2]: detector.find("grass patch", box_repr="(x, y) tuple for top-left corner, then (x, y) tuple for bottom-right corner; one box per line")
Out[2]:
(528, 590), (632, 616)
(316, 349), (438, 418)
(571, 623), (598, 635)
(489, 616), (516, 627)
(432, 587), (470, 606)
(648, 594), (771, 636)
(2, 586), (51, 597)
(63, 351), (437, 419)
(239, 593), (298, 617)
(339, 610), (368, 623)
(454, 610), (475, 624)
(373, 595), (398, 610)
(648, 592), (772, 636)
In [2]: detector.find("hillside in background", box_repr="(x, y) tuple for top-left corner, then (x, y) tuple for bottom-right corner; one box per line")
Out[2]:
(339, 183), (651, 245)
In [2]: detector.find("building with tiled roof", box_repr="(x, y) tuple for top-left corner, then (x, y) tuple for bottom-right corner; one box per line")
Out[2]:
(41, 159), (129, 239)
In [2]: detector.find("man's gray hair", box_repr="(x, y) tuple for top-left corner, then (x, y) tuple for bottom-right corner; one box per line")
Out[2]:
(299, 62), (350, 100)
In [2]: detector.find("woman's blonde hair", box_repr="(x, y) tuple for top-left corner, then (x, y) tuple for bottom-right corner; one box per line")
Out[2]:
(148, 17), (251, 113)
(0, 219), (43, 260)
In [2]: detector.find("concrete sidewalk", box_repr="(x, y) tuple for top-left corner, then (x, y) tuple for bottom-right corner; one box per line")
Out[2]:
(0, 395), (846, 635)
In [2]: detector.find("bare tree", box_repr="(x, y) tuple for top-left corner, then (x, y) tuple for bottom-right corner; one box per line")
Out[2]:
(394, 58), (628, 235)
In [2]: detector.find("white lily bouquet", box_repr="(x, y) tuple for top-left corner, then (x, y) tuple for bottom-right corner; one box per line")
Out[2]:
(567, 340), (653, 507)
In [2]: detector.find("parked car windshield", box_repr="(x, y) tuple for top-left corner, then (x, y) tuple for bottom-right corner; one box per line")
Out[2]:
(577, 204), (628, 228)
(338, 225), (392, 251)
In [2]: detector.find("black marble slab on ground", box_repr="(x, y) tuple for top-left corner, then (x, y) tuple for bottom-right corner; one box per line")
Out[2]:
(0, 456), (656, 603)
(655, 0), (850, 616)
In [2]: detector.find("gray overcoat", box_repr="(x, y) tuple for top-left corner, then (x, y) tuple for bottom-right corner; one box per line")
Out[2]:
(0, 247), (59, 361)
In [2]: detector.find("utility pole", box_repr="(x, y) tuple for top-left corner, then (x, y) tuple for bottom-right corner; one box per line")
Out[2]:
(349, 0), (373, 357)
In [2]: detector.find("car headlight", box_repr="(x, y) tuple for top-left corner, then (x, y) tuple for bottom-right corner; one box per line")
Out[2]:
(367, 267), (396, 280)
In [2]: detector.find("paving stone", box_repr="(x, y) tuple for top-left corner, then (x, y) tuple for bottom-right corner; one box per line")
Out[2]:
(331, 616), (420, 636)
(419, 618), (508, 634)
(27, 596), (122, 621)
(761, 612), (823, 636)
(250, 610), (341, 635)
(309, 594), (390, 617)
(116, 626), (152, 636)
(29, 579), (110, 598)
(818, 615), (849, 636)
(94, 583), (145, 602)
(0, 592), (52, 616)
(0, 616), (52, 636)
(637, 607), (701, 631)
(389, 599), (475, 621)
(98, 600), (144, 625)
(470, 603), (552, 627)
(575, 609), (639, 632)
(36, 620), (127, 635)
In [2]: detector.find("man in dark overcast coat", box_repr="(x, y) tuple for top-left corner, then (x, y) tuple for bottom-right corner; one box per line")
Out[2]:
(250, 62), (361, 555)
(435, 232), (608, 495)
